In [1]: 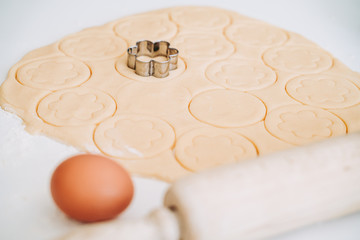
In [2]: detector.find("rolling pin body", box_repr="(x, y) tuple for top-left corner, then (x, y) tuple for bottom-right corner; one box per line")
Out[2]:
(165, 133), (360, 239)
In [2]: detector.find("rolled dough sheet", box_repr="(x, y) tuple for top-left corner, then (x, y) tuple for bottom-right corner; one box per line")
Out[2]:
(1, 6), (360, 181)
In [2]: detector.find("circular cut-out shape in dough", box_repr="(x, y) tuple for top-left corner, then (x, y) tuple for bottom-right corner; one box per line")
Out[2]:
(175, 127), (257, 171)
(59, 34), (128, 60)
(17, 57), (90, 90)
(206, 59), (276, 91)
(115, 55), (187, 83)
(38, 87), (116, 126)
(114, 15), (177, 41)
(189, 89), (266, 128)
(170, 7), (230, 29)
(263, 46), (333, 73)
(94, 115), (175, 159)
(265, 105), (346, 145)
(286, 74), (360, 109)
(116, 83), (191, 116)
(226, 22), (288, 47)
(172, 33), (234, 59)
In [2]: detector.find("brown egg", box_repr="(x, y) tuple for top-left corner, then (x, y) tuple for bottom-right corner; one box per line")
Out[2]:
(51, 154), (134, 222)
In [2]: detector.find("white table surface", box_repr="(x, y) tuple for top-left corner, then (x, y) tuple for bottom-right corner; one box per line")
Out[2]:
(0, 0), (359, 239)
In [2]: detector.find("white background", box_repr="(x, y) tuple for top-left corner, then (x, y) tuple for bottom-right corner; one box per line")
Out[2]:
(0, 0), (360, 239)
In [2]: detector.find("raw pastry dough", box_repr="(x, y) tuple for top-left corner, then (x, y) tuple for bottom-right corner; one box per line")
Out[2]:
(1, 7), (360, 181)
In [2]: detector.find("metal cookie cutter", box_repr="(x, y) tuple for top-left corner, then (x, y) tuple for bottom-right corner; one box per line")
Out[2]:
(127, 40), (179, 78)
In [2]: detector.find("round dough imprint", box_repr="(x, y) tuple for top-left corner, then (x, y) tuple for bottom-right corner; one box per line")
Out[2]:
(170, 7), (230, 30)
(226, 22), (288, 47)
(37, 87), (116, 126)
(59, 34), (128, 60)
(17, 56), (91, 90)
(172, 33), (234, 60)
(286, 74), (360, 109)
(175, 127), (257, 171)
(189, 89), (266, 128)
(114, 15), (177, 41)
(94, 115), (175, 159)
(263, 46), (333, 73)
(206, 59), (276, 91)
(265, 105), (346, 145)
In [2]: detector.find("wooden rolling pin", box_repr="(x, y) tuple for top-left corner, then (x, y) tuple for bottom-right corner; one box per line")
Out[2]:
(61, 132), (360, 240)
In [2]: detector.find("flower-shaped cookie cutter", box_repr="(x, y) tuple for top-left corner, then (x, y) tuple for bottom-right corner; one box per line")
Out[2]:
(127, 40), (179, 78)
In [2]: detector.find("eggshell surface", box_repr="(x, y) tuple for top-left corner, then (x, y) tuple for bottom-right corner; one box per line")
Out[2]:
(51, 154), (134, 222)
